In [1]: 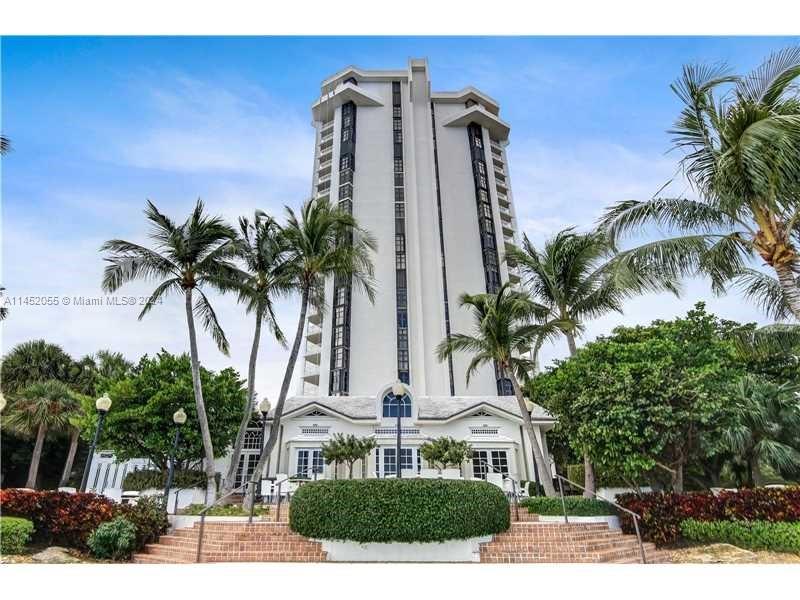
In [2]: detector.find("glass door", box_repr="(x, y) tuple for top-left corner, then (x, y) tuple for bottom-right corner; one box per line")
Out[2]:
(296, 448), (324, 479)
(375, 447), (420, 477)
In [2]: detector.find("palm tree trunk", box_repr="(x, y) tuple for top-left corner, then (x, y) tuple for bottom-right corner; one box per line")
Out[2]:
(26, 423), (48, 489)
(508, 370), (557, 497)
(750, 456), (764, 487)
(565, 330), (596, 498)
(774, 262), (800, 321)
(59, 427), (80, 487)
(245, 287), (309, 510)
(222, 310), (263, 494)
(184, 288), (218, 506)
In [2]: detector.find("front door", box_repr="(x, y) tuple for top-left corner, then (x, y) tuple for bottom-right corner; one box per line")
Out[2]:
(296, 448), (324, 479)
(375, 447), (420, 477)
(472, 449), (509, 479)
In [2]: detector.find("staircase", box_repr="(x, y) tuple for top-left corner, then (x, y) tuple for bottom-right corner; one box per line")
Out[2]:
(133, 509), (324, 564)
(480, 520), (672, 563)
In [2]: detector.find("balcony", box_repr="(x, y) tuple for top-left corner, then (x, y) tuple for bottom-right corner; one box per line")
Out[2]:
(317, 159), (332, 178)
(497, 193), (510, 208)
(301, 381), (320, 396)
(306, 322), (322, 345)
(308, 309), (323, 326)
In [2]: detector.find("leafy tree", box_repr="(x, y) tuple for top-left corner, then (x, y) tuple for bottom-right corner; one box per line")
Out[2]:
(246, 198), (376, 507)
(88, 350), (245, 471)
(4, 380), (78, 488)
(723, 375), (800, 486)
(101, 200), (240, 504)
(600, 47), (800, 321)
(419, 437), (472, 472)
(531, 304), (741, 491)
(321, 434), (376, 479)
(437, 282), (557, 497)
(1, 340), (77, 394)
(221, 212), (290, 494)
(507, 228), (677, 495)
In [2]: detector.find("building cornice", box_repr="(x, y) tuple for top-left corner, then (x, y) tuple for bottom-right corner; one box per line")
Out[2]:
(441, 104), (511, 141)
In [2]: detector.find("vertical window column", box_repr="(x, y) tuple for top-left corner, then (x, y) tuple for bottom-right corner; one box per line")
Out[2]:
(392, 82), (410, 385)
(329, 101), (357, 396)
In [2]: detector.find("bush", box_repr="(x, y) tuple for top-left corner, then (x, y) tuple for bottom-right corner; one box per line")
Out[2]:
(520, 496), (615, 516)
(681, 519), (800, 553)
(290, 479), (510, 543)
(0, 516), (34, 554)
(122, 468), (206, 491)
(87, 517), (138, 560)
(0, 489), (116, 549)
(178, 503), (270, 517)
(116, 495), (169, 550)
(616, 486), (800, 547)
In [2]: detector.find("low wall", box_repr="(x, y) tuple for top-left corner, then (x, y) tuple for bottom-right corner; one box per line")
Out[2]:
(319, 536), (492, 562)
(536, 515), (621, 530)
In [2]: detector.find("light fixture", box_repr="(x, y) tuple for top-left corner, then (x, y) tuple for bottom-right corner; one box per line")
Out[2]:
(391, 380), (406, 398)
(258, 397), (271, 415)
(95, 393), (112, 413)
(173, 408), (187, 425)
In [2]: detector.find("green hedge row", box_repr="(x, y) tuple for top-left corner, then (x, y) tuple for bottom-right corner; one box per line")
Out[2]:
(681, 519), (800, 554)
(0, 516), (34, 554)
(122, 469), (207, 491)
(289, 479), (510, 543)
(520, 496), (615, 516)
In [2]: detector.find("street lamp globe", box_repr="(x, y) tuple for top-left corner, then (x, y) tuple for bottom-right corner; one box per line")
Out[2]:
(173, 408), (187, 425)
(96, 393), (112, 413)
(258, 397), (271, 415)
(391, 380), (406, 398)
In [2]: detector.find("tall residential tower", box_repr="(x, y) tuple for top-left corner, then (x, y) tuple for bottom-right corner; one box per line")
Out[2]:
(299, 59), (523, 400)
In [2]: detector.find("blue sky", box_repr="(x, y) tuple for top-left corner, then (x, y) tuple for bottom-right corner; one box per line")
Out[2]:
(2, 36), (796, 399)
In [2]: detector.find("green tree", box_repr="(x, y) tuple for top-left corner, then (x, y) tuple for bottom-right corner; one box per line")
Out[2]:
(600, 47), (800, 321)
(723, 375), (800, 486)
(1, 340), (77, 395)
(506, 228), (677, 496)
(531, 304), (741, 491)
(59, 398), (89, 488)
(321, 434), (376, 479)
(101, 200), (239, 504)
(246, 198), (376, 506)
(419, 437), (472, 472)
(221, 212), (290, 494)
(89, 350), (245, 471)
(436, 282), (557, 497)
(4, 380), (78, 488)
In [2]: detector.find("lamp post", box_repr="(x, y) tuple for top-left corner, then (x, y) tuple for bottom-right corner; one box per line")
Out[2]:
(392, 381), (407, 479)
(163, 408), (187, 505)
(247, 397), (271, 522)
(79, 393), (112, 492)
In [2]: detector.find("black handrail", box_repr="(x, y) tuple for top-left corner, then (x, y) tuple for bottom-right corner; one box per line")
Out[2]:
(195, 481), (250, 563)
(474, 458), (520, 522)
(553, 473), (647, 564)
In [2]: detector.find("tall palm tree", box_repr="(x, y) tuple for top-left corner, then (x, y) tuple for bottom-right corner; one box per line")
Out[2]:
(101, 199), (239, 504)
(436, 283), (557, 497)
(5, 380), (77, 489)
(59, 405), (87, 488)
(600, 47), (800, 321)
(221, 212), (291, 495)
(724, 376), (800, 486)
(244, 198), (376, 506)
(0, 135), (9, 155)
(506, 228), (677, 495)
(1, 340), (76, 395)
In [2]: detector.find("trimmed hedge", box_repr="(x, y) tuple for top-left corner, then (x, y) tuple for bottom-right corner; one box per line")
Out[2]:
(0, 516), (34, 554)
(122, 468), (206, 491)
(179, 503), (270, 517)
(520, 496), (615, 516)
(88, 517), (138, 560)
(289, 479), (510, 543)
(681, 519), (800, 554)
(616, 487), (800, 547)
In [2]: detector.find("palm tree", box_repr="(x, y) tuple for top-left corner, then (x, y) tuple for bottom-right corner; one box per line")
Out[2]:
(5, 380), (78, 488)
(1, 340), (76, 395)
(600, 47), (800, 321)
(221, 212), (291, 495)
(101, 199), (239, 504)
(724, 375), (800, 486)
(506, 228), (677, 496)
(0, 135), (9, 155)
(1, 286), (7, 321)
(436, 283), (557, 497)
(245, 198), (376, 506)
(59, 404), (87, 488)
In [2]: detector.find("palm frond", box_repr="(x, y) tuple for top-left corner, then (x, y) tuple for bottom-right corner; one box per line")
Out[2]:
(193, 289), (229, 355)
(737, 46), (800, 107)
(730, 269), (795, 321)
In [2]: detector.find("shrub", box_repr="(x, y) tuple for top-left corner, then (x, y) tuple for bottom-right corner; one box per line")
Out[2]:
(616, 486), (800, 547)
(681, 519), (800, 553)
(290, 479), (510, 543)
(178, 503), (270, 517)
(122, 468), (206, 491)
(87, 517), (138, 560)
(116, 495), (169, 550)
(0, 516), (34, 554)
(520, 496), (615, 516)
(0, 489), (116, 549)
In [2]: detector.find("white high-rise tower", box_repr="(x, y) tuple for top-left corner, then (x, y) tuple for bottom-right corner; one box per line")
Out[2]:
(299, 58), (522, 400)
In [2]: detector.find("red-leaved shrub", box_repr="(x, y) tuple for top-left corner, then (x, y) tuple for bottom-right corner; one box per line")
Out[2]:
(0, 489), (116, 549)
(616, 487), (800, 547)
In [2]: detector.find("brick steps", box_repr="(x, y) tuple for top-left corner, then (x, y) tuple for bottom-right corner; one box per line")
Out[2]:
(479, 521), (671, 564)
(132, 521), (326, 564)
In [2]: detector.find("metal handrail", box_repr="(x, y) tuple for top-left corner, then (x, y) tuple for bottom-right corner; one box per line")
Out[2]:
(474, 458), (521, 522)
(553, 473), (647, 564)
(169, 481), (204, 514)
(195, 481), (250, 563)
